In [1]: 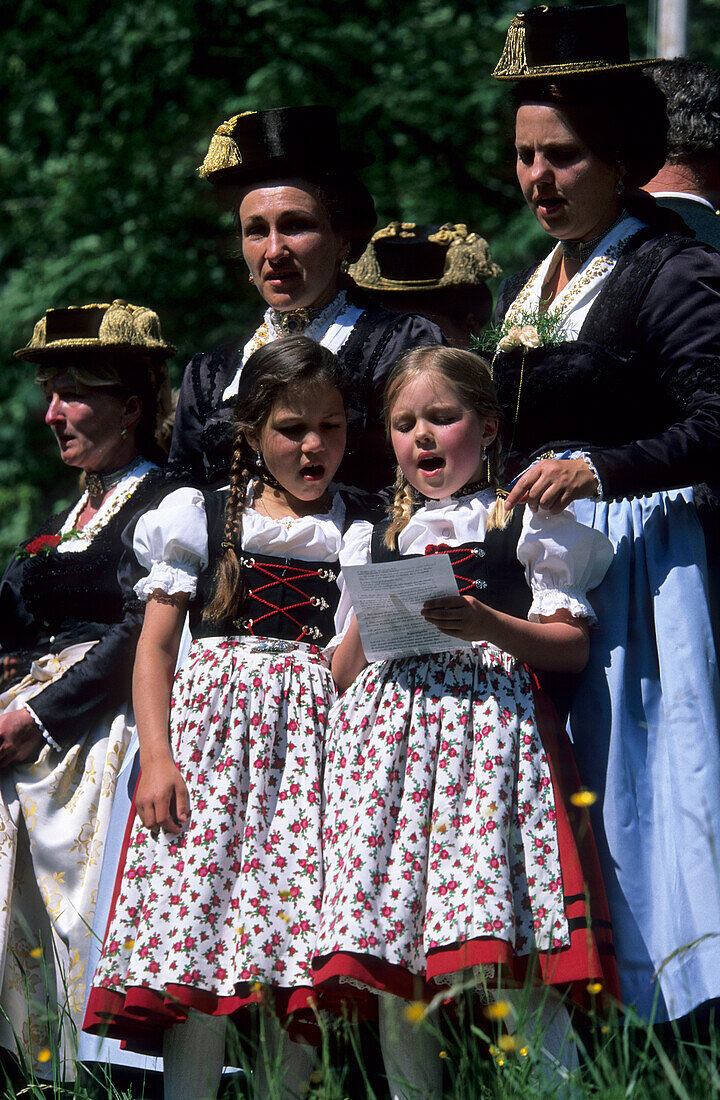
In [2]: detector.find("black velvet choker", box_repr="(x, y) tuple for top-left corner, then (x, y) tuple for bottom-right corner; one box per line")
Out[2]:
(85, 457), (143, 498)
(560, 210), (626, 266)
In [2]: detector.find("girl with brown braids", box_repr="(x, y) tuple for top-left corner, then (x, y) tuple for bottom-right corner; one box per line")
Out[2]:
(84, 336), (370, 1099)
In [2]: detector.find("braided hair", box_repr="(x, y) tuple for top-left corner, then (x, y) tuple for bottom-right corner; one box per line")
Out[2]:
(203, 335), (348, 623)
(382, 346), (509, 551)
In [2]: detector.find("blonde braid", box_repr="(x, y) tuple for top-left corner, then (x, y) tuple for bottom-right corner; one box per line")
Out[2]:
(202, 440), (252, 622)
(384, 465), (417, 550)
(486, 435), (512, 531)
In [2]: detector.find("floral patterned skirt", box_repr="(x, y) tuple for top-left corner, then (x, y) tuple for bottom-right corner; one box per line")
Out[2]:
(84, 637), (334, 1044)
(313, 644), (617, 1007)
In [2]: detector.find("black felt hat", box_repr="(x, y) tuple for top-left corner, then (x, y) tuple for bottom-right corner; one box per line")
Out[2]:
(350, 223), (500, 292)
(493, 4), (657, 81)
(198, 106), (373, 186)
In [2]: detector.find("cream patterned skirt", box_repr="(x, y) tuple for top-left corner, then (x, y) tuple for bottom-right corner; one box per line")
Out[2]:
(0, 646), (133, 1079)
(314, 643), (617, 1006)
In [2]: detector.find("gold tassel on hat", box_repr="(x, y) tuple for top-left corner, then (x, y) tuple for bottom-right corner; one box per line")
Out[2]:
(492, 12), (529, 79)
(347, 242), (382, 287)
(198, 112), (255, 178)
(430, 224), (501, 283)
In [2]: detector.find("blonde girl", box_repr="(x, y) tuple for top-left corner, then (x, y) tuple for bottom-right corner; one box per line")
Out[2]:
(314, 346), (618, 1099)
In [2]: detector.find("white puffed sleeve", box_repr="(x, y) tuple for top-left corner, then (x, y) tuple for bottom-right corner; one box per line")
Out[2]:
(518, 505), (613, 624)
(133, 487), (210, 601)
(324, 520), (373, 656)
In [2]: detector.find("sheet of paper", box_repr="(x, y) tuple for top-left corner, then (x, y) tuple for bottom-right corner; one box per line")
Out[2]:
(342, 555), (473, 661)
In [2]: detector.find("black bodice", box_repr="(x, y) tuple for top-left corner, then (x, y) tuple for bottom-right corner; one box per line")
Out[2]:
(0, 468), (166, 744)
(493, 231), (720, 499)
(191, 486), (381, 646)
(370, 507), (531, 622)
(192, 550), (339, 646)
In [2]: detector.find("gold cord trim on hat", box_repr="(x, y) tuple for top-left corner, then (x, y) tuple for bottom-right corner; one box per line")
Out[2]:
(14, 300), (175, 361)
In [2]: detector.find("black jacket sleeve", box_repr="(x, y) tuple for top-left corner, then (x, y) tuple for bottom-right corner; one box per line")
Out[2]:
(167, 353), (210, 484)
(588, 244), (720, 497)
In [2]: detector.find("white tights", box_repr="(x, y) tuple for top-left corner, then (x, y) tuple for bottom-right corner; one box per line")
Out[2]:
(502, 986), (581, 1096)
(378, 995), (443, 1100)
(163, 1008), (227, 1100)
(162, 1009), (315, 1100)
(252, 1014), (316, 1099)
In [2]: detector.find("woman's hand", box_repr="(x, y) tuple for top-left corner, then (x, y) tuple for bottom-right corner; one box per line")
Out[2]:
(422, 595), (492, 642)
(504, 457), (598, 513)
(0, 709), (44, 768)
(136, 754), (190, 835)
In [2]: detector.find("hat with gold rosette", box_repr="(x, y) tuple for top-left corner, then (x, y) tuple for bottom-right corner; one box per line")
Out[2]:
(493, 4), (658, 81)
(350, 222), (500, 293)
(15, 300), (176, 363)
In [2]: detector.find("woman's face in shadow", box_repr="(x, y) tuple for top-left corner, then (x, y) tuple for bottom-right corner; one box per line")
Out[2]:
(43, 373), (138, 472)
(239, 181), (348, 313)
(515, 103), (623, 242)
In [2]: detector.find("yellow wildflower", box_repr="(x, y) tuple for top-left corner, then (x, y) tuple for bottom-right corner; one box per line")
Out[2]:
(404, 1001), (427, 1025)
(498, 1034), (517, 1052)
(30, 946), (43, 959)
(586, 981), (603, 995)
(570, 789), (597, 807)
(484, 999), (510, 1020)
(123, 937), (135, 950)
(37, 1048), (52, 1064)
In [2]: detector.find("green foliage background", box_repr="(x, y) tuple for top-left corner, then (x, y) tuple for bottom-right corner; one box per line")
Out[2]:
(2, 0), (719, 566)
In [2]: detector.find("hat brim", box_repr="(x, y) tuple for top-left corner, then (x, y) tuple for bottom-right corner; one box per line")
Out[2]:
(494, 57), (660, 80)
(15, 341), (176, 363)
(353, 275), (488, 292)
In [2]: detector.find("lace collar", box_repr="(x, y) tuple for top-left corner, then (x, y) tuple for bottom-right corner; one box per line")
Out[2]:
(58, 459), (156, 551)
(503, 216), (645, 340)
(221, 292), (364, 402)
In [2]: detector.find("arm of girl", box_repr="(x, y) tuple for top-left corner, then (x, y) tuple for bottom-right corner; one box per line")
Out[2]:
(421, 600), (589, 673)
(331, 616), (369, 694)
(134, 593), (191, 834)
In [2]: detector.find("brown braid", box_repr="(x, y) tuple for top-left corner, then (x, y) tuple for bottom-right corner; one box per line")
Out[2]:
(486, 433), (511, 531)
(201, 335), (349, 623)
(202, 438), (253, 623)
